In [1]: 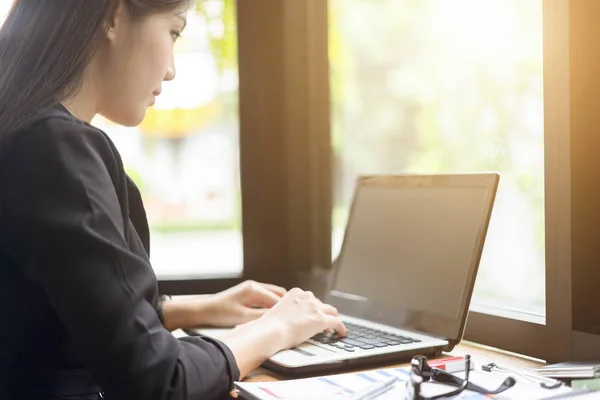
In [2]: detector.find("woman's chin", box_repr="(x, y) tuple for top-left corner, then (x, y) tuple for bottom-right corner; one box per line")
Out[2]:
(102, 108), (147, 127)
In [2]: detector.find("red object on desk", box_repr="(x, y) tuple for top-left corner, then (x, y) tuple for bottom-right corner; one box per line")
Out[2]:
(429, 357), (473, 373)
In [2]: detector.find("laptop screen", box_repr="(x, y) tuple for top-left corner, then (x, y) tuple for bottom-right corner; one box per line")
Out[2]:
(327, 174), (498, 342)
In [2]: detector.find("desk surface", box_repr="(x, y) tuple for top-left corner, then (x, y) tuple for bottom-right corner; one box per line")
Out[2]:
(238, 340), (545, 386)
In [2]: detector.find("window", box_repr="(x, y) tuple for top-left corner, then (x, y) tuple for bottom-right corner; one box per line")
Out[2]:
(329, 0), (545, 319)
(93, 0), (242, 280)
(0, 0), (10, 25)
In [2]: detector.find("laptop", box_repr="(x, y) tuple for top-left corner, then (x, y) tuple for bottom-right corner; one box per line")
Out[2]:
(191, 173), (499, 374)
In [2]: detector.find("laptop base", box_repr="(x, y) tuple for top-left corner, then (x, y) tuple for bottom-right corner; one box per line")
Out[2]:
(262, 345), (445, 377)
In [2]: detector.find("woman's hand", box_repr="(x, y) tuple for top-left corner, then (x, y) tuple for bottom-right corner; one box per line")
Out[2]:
(161, 280), (286, 331)
(203, 280), (287, 327)
(259, 287), (348, 349)
(219, 287), (347, 378)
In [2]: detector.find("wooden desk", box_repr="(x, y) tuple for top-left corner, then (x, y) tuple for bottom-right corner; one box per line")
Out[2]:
(233, 341), (545, 397)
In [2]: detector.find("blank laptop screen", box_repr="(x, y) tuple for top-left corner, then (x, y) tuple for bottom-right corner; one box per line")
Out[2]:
(329, 176), (495, 340)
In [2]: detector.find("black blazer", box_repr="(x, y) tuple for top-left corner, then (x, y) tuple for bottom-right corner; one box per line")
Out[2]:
(0, 104), (239, 399)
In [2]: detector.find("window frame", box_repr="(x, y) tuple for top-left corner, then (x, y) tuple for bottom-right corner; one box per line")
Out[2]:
(549, 0), (600, 361)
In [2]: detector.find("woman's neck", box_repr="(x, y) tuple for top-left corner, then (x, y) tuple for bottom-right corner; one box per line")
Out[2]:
(62, 80), (98, 123)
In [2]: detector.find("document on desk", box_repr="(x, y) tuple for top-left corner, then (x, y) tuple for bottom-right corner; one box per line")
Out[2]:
(235, 365), (576, 400)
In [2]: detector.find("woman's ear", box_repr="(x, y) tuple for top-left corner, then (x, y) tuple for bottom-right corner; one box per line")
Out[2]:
(104, 2), (128, 42)
(104, 20), (116, 41)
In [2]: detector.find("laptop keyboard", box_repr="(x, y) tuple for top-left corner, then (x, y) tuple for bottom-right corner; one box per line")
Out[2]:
(310, 322), (421, 352)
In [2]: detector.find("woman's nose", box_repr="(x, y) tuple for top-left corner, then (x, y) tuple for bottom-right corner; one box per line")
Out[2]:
(164, 65), (175, 81)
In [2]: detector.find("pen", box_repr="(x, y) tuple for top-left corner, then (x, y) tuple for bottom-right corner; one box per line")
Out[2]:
(348, 376), (398, 400)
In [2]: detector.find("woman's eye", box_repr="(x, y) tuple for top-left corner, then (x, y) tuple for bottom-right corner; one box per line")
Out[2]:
(171, 31), (182, 41)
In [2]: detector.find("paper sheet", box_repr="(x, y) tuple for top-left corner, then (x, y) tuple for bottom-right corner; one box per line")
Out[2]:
(235, 364), (576, 400)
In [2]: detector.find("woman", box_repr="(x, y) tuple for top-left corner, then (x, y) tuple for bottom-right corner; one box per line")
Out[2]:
(0, 1), (347, 399)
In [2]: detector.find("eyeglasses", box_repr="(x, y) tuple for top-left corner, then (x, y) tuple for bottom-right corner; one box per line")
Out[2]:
(403, 354), (516, 400)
